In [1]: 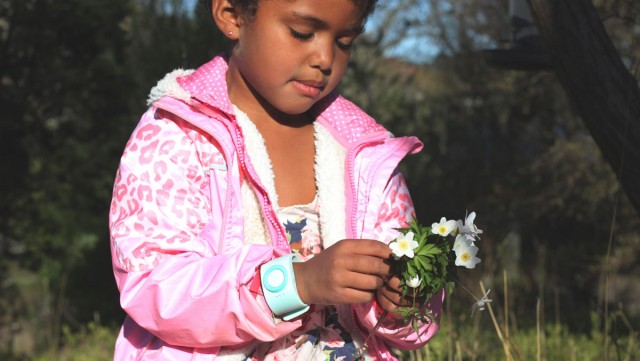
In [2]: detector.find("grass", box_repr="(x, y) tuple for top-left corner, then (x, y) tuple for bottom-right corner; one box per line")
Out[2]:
(9, 264), (635, 361)
(392, 272), (639, 361)
(31, 322), (116, 361)
(395, 321), (638, 361)
(26, 286), (638, 361)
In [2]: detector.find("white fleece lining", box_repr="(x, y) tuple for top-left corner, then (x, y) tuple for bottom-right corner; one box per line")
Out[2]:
(233, 109), (348, 250)
(314, 122), (347, 248)
(233, 106), (280, 208)
(314, 124), (371, 359)
(239, 180), (270, 246)
(234, 106), (276, 246)
(147, 68), (194, 105)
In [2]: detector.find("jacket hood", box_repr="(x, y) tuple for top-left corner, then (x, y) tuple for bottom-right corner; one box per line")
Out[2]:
(147, 68), (194, 106)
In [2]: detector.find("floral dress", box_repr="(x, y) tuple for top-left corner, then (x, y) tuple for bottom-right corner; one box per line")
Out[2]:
(245, 195), (361, 361)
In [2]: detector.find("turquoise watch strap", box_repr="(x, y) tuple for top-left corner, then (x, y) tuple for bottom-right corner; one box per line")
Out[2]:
(260, 254), (310, 321)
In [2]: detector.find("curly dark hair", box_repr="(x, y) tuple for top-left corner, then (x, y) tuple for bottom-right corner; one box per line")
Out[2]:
(199, 0), (378, 23)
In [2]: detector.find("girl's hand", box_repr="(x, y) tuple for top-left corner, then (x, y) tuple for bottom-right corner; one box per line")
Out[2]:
(376, 276), (427, 318)
(292, 239), (391, 305)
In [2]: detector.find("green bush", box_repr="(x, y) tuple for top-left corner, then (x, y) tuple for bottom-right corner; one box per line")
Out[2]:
(394, 311), (639, 361)
(32, 323), (116, 361)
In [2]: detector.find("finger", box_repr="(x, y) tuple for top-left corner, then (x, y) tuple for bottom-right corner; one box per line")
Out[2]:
(342, 272), (385, 292)
(351, 256), (391, 279)
(379, 284), (398, 303)
(377, 291), (398, 310)
(342, 288), (378, 304)
(333, 255), (391, 280)
(338, 239), (392, 259)
(379, 283), (413, 307)
(384, 276), (420, 298)
(322, 287), (377, 305)
(375, 291), (405, 318)
(385, 275), (402, 289)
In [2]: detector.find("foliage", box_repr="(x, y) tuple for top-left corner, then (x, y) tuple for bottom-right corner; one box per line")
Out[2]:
(1, 0), (136, 352)
(32, 323), (117, 361)
(344, 0), (640, 333)
(594, 0), (640, 80)
(0, 0), (226, 356)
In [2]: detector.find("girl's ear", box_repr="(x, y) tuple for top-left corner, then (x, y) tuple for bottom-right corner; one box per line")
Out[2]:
(211, 0), (241, 40)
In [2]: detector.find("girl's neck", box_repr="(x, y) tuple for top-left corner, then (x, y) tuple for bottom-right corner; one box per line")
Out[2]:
(226, 57), (313, 131)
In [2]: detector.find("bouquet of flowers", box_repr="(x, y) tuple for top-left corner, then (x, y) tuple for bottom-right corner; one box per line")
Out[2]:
(355, 212), (485, 359)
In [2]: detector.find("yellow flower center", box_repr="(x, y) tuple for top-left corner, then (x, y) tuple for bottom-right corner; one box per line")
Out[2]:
(461, 252), (471, 262)
(398, 240), (410, 250)
(438, 226), (447, 234)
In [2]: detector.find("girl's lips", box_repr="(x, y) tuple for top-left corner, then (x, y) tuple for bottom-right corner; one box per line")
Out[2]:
(292, 80), (324, 98)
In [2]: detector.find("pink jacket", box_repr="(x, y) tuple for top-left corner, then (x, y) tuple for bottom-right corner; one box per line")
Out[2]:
(110, 56), (443, 360)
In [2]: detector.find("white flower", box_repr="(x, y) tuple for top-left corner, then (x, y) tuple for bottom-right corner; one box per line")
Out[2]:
(453, 234), (471, 251)
(459, 211), (483, 240)
(389, 231), (418, 259)
(454, 242), (481, 269)
(454, 219), (464, 235)
(406, 275), (421, 288)
(431, 217), (457, 237)
(471, 289), (492, 316)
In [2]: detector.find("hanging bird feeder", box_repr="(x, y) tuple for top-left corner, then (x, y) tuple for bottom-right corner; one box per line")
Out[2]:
(484, 0), (553, 70)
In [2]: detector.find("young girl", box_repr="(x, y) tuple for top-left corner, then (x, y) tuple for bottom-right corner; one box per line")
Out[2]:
(109, 0), (444, 359)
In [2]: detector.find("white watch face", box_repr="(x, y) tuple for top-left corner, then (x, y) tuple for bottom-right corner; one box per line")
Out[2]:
(264, 265), (287, 293)
(268, 269), (285, 287)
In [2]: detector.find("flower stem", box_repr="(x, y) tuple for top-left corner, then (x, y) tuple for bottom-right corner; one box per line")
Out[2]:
(354, 309), (389, 360)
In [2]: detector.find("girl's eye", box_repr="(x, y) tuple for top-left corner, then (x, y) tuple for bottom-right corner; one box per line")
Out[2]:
(336, 40), (353, 51)
(290, 28), (314, 41)
(337, 33), (359, 51)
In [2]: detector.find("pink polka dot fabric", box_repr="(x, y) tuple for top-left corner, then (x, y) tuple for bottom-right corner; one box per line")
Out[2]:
(313, 93), (386, 146)
(177, 56), (234, 115)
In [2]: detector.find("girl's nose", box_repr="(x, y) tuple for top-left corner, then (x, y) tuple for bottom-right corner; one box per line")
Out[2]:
(310, 40), (334, 74)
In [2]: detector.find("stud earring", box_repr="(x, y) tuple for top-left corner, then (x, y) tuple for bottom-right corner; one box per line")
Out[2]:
(227, 30), (233, 36)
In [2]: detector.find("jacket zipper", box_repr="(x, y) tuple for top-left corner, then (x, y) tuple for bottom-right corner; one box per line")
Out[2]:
(188, 99), (288, 251)
(154, 98), (288, 252)
(226, 119), (288, 250)
(218, 157), (233, 253)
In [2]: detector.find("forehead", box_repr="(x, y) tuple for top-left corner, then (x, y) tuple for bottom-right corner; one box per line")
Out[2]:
(260, 0), (366, 27)
(280, 0), (369, 11)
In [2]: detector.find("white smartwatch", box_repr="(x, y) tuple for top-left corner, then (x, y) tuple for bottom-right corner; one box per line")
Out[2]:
(260, 254), (310, 321)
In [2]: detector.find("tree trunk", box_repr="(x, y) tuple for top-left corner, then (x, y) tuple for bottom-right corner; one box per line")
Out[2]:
(528, 0), (640, 215)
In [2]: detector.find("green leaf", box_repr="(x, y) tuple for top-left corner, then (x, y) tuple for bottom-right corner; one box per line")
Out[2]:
(417, 244), (434, 255)
(407, 261), (417, 276)
(415, 255), (433, 271)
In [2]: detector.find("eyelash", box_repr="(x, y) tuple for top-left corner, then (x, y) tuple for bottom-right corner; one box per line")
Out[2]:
(290, 28), (314, 41)
(336, 41), (353, 51)
(289, 28), (354, 51)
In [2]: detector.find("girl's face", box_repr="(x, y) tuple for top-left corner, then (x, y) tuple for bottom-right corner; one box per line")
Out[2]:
(226, 0), (364, 116)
